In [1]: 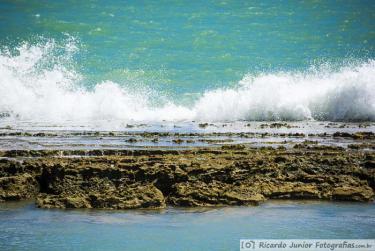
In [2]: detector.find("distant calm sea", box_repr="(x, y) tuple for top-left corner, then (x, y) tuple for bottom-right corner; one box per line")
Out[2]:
(0, 0), (374, 125)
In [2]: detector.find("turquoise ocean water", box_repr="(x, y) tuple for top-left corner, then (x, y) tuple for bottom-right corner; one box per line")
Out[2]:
(0, 0), (374, 124)
(0, 2), (375, 250)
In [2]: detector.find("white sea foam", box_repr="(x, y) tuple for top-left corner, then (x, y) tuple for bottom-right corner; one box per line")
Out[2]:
(194, 62), (375, 121)
(0, 40), (374, 124)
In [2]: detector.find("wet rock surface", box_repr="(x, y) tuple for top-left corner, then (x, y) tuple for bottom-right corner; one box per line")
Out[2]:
(1, 121), (375, 151)
(0, 145), (374, 209)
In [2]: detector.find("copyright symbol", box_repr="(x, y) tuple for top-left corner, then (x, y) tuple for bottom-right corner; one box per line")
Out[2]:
(241, 240), (255, 249)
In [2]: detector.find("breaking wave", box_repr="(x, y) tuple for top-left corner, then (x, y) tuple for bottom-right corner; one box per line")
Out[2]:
(0, 40), (374, 124)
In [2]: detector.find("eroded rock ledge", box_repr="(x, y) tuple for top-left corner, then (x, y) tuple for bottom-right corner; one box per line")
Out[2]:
(0, 146), (374, 209)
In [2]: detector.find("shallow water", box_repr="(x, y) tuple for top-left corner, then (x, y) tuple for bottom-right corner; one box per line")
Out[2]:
(0, 121), (374, 150)
(0, 201), (374, 251)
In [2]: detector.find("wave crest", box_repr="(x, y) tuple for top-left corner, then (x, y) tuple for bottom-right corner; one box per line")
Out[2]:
(0, 40), (374, 123)
(195, 62), (375, 121)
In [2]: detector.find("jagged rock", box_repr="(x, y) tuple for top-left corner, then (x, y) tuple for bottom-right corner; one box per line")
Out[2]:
(0, 146), (374, 209)
(36, 184), (165, 209)
(332, 186), (374, 202)
(36, 194), (92, 209)
(260, 182), (321, 199)
(0, 174), (38, 201)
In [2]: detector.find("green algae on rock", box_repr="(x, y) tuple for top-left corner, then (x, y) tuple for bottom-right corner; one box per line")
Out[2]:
(0, 144), (374, 209)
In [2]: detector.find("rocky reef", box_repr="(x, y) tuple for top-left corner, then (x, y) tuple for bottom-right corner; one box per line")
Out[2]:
(0, 144), (374, 209)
